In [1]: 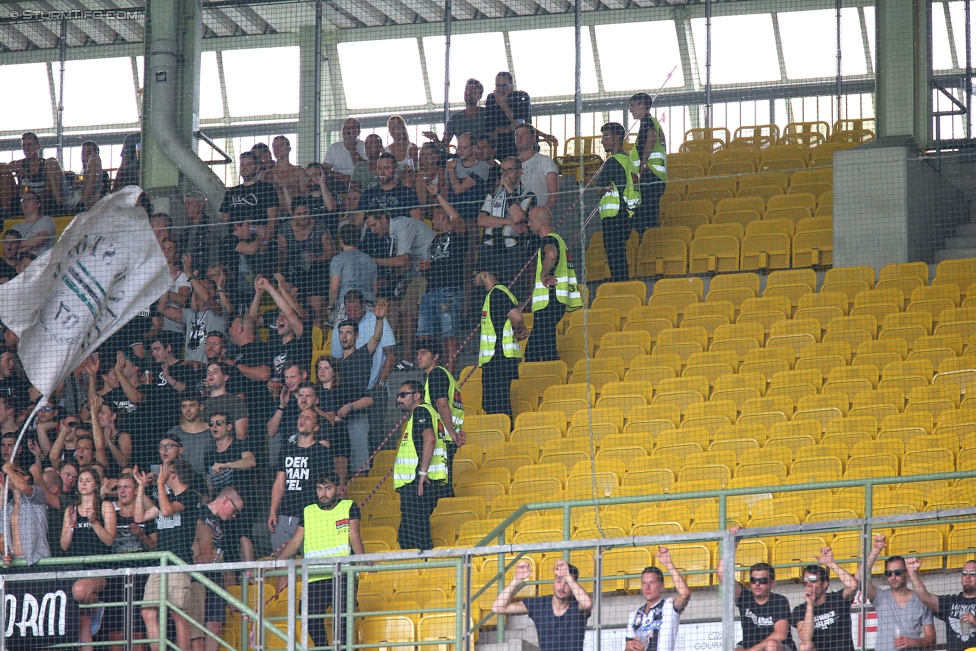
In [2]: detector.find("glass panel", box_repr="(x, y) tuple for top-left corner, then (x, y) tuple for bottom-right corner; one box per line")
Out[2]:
(199, 51), (224, 119)
(934, 3), (955, 70)
(949, 1), (969, 70)
(62, 58), (138, 127)
(338, 39), (426, 109)
(691, 14), (780, 85)
(136, 55), (144, 89)
(595, 21), (685, 92)
(508, 27), (598, 96)
(0, 63), (52, 132)
(778, 8), (867, 79)
(841, 7), (868, 76)
(423, 32), (508, 105)
(223, 46), (300, 116)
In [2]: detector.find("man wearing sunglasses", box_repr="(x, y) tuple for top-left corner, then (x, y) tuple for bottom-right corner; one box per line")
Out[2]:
(791, 547), (859, 651)
(898, 557), (974, 650)
(863, 534), (935, 650)
(718, 535), (796, 651)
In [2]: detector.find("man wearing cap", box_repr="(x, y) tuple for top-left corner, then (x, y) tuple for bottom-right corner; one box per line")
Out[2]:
(474, 265), (528, 422)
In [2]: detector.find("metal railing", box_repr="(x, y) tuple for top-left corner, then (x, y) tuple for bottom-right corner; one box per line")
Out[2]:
(2, 471), (975, 651)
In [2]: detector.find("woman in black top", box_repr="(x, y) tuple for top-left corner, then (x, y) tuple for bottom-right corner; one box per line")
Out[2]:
(315, 356), (352, 484)
(61, 467), (117, 651)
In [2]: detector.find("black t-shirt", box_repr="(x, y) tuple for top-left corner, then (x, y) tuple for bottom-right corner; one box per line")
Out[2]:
(112, 507), (157, 567)
(297, 500), (361, 527)
(102, 308), (154, 357)
(196, 503), (241, 564)
(637, 115), (666, 167)
(269, 334), (313, 383)
(102, 386), (139, 431)
(0, 374), (31, 404)
(938, 593), (976, 651)
(228, 341), (272, 417)
(593, 154), (629, 193)
(425, 366), (451, 404)
(408, 406), (436, 442)
(426, 229), (468, 289)
(219, 181), (279, 224)
(143, 363), (196, 428)
(484, 91), (532, 161)
(521, 595), (589, 651)
(790, 590), (854, 651)
(278, 440), (336, 516)
(155, 489), (198, 564)
(737, 591), (796, 651)
(307, 194), (339, 243)
(335, 347), (372, 407)
(0, 258), (18, 282)
(203, 439), (250, 495)
(359, 183), (420, 221)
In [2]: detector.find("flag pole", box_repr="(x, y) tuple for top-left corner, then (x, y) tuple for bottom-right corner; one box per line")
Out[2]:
(2, 397), (47, 560)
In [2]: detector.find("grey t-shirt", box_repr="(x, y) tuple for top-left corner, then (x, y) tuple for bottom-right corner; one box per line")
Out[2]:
(1, 487), (50, 565)
(389, 217), (435, 272)
(446, 108), (487, 141)
(873, 589), (934, 651)
(11, 215), (57, 256)
(167, 425), (215, 479)
(181, 308), (227, 363)
(330, 249), (377, 305)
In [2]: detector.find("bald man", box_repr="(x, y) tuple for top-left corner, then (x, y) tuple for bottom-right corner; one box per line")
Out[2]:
(525, 207), (581, 362)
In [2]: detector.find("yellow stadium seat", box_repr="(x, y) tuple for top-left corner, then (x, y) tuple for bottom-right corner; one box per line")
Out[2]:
(689, 226), (741, 273)
(771, 536), (829, 579)
(739, 219), (793, 270)
(888, 528), (945, 562)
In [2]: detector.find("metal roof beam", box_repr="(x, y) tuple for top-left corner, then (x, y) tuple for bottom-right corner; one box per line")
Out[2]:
(362, 0), (418, 23)
(0, 24), (31, 50)
(218, 6), (269, 33)
(202, 7), (239, 35)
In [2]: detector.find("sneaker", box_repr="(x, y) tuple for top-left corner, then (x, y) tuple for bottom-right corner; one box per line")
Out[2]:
(90, 607), (105, 636)
(394, 359), (415, 371)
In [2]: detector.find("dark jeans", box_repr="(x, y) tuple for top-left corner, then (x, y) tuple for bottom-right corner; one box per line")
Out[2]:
(306, 575), (355, 648)
(481, 356), (519, 423)
(602, 214), (632, 281)
(633, 177), (666, 234)
(397, 479), (442, 551)
(524, 299), (566, 362)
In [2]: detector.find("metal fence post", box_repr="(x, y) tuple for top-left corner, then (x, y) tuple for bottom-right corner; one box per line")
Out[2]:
(302, 560), (310, 651)
(345, 562), (355, 651)
(257, 568), (265, 651)
(593, 545), (602, 651)
(241, 571), (249, 651)
(158, 571), (168, 651)
(0, 575), (6, 651)
(456, 558), (464, 651)
(464, 552), (473, 651)
(288, 561), (297, 651)
(722, 529), (736, 651)
(124, 571), (134, 651)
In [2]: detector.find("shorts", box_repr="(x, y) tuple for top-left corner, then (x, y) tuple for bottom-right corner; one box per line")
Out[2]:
(143, 572), (192, 610)
(187, 582), (206, 638)
(398, 275), (427, 319)
(416, 287), (462, 338)
(204, 575), (227, 625)
(271, 515), (302, 554)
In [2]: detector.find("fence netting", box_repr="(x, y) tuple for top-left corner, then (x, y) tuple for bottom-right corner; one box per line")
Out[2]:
(2, 0), (976, 649)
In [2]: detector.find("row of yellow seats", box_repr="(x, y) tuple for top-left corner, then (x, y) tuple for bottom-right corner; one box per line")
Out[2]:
(681, 122), (871, 146)
(662, 172), (831, 204)
(662, 196), (832, 229)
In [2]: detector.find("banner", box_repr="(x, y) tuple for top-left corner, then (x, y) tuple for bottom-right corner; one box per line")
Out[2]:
(1, 580), (80, 650)
(0, 186), (171, 397)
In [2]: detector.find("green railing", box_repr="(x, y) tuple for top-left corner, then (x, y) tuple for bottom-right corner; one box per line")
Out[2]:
(2, 471), (975, 651)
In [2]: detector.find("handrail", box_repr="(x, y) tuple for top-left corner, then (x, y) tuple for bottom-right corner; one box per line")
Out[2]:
(475, 469), (976, 548)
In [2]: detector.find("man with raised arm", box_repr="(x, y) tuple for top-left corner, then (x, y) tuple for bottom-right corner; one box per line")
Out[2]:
(908, 557), (976, 650)
(625, 547), (691, 651)
(791, 547), (860, 651)
(492, 559), (592, 651)
(861, 534), (935, 651)
(717, 528), (797, 651)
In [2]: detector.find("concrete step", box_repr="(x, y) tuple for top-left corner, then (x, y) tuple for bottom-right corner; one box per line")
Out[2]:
(936, 248), (976, 263)
(945, 236), (976, 249)
(956, 223), (976, 238)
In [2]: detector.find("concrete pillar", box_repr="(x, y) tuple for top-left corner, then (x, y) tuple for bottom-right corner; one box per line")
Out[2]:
(140, 0), (201, 224)
(297, 24), (320, 166)
(875, 0), (931, 146)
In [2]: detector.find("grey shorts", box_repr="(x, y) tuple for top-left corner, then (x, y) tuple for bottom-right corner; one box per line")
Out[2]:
(271, 514), (302, 554)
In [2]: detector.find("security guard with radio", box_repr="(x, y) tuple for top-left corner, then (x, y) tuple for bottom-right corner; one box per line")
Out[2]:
(275, 472), (364, 649)
(595, 121), (641, 282)
(526, 206), (582, 362)
(629, 93), (667, 234)
(475, 263), (530, 422)
(393, 380), (449, 551)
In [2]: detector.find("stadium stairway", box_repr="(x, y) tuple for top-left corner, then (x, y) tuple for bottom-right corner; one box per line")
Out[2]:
(939, 222), (976, 263)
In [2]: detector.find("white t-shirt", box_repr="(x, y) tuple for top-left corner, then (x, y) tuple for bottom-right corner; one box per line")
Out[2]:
(389, 217), (435, 272)
(625, 598), (681, 651)
(324, 140), (368, 176)
(163, 272), (192, 333)
(520, 153), (559, 208)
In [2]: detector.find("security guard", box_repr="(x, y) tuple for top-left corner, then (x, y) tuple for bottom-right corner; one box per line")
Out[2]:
(276, 472), (364, 648)
(417, 338), (465, 494)
(596, 122), (641, 282)
(629, 93), (667, 234)
(393, 380), (449, 550)
(526, 206), (582, 362)
(475, 263), (529, 422)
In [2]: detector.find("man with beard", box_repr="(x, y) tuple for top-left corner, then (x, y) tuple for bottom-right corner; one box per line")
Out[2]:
(266, 365), (310, 469)
(902, 557), (976, 651)
(219, 151), (279, 227)
(275, 473), (364, 649)
(492, 560), (592, 651)
(863, 534), (935, 651)
(790, 547), (859, 651)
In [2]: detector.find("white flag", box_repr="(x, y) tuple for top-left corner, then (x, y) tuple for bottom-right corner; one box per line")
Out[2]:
(0, 186), (171, 397)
